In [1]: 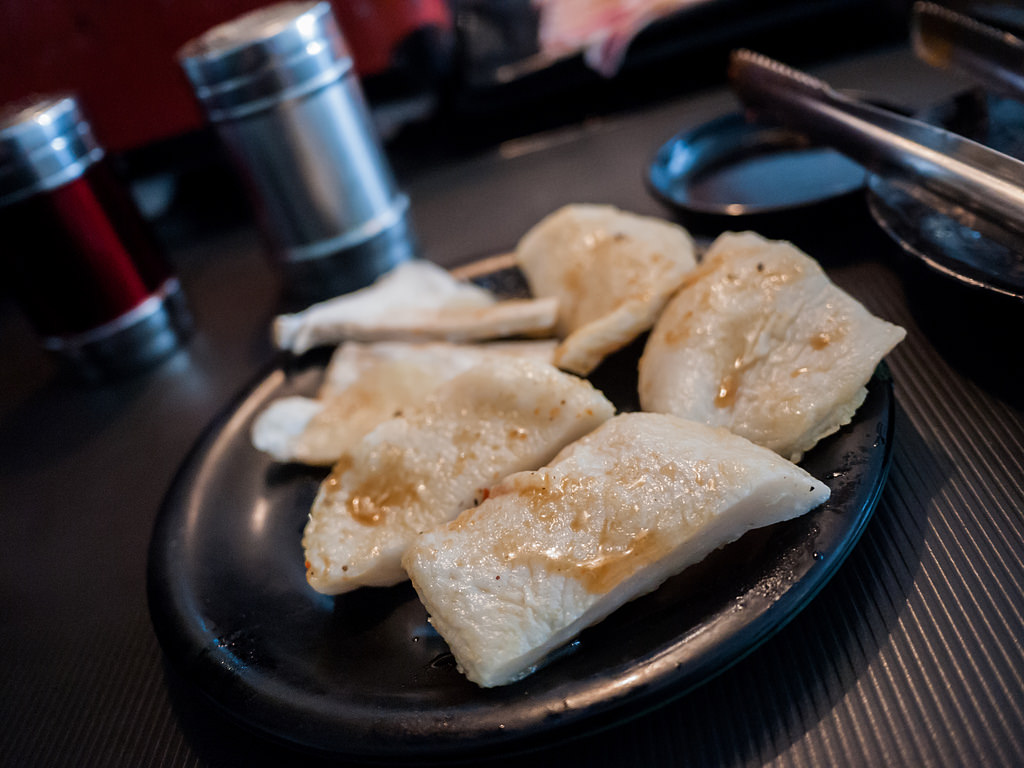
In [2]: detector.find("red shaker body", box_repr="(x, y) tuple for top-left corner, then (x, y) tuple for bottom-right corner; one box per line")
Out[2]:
(1, 158), (173, 339)
(0, 96), (190, 380)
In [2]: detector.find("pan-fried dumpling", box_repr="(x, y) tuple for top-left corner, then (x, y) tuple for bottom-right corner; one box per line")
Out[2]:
(318, 339), (558, 398)
(403, 412), (830, 687)
(274, 259), (558, 354)
(303, 358), (615, 595)
(251, 340), (558, 465)
(515, 204), (697, 375)
(638, 231), (905, 462)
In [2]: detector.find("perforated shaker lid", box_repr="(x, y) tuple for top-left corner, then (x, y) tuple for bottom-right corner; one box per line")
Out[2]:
(0, 95), (103, 206)
(178, 1), (353, 121)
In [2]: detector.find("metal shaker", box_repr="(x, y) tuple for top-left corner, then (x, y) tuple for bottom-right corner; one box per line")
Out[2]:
(0, 95), (192, 382)
(178, 1), (417, 302)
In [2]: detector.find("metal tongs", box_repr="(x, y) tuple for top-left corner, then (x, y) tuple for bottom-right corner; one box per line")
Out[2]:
(727, 49), (1024, 239)
(912, 1), (1024, 101)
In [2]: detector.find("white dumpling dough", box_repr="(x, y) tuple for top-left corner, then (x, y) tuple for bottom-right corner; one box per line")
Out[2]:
(515, 204), (697, 375)
(638, 231), (906, 462)
(403, 412), (830, 687)
(274, 259), (558, 354)
(251, 340), (558, 465)
(302, 357), (615, 594)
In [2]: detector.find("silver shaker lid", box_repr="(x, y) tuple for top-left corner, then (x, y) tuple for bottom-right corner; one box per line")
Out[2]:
(178, 1), (353, 122)
(0, 95), (104, 207)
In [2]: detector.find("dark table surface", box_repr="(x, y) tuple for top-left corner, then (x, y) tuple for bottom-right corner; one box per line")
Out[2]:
(3, 41), (1024, 767)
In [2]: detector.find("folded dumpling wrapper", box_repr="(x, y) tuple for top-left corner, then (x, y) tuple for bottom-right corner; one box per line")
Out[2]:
(273, 260), (558, 354)
(303, 357), (615, 594)
(403, 411), (830, 688)
(515, 203), (697, 375)
(251, 340), (558, 465)
(639, 231), (906, 462)
(318, 339), (558, 398)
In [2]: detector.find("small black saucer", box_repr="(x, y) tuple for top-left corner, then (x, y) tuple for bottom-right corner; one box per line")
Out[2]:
(647, 111), (868, 223)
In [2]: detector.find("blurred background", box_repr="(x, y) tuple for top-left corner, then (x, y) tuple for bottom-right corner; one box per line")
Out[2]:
(0, 1), (918, 177)
(5, 0), (1024, 242)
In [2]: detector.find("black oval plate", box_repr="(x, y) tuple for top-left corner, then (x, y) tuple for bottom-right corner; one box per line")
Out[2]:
(147, 272), (895, 761)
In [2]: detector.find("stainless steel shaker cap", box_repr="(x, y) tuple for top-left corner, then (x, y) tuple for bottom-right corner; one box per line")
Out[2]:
(0, 95), (103, 206)
(178, 1), (354, 121)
